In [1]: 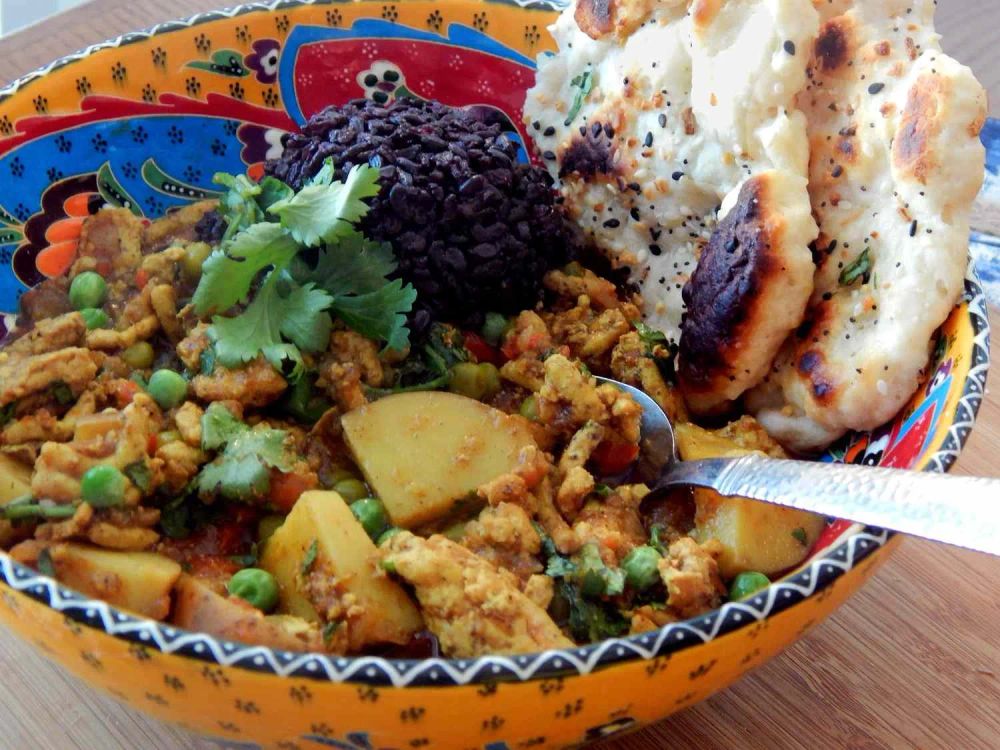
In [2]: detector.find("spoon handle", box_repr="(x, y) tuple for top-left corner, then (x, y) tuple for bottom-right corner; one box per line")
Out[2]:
(659, 455), (1000, 556)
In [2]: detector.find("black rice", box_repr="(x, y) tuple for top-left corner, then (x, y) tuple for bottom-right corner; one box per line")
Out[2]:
(265, 98), (577, 328)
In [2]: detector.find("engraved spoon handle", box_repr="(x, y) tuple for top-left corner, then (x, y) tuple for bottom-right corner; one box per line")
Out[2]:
(657, 455), (1000, 556)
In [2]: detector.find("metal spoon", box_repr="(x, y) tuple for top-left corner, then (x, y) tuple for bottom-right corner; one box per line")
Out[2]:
(597, 376), (1000, 556)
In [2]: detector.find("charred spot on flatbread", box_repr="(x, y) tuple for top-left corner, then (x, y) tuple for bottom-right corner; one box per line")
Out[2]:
(680, 179), (772, 387)
(559, 125), (618, 181)
(575, 0), (614, 39)
(678, 173), (817, 415)
(813, 17), (854, 73)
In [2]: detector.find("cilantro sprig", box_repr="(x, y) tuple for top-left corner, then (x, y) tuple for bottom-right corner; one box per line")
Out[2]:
(197, 403), (295, 502)
(192, 162), (417, 377)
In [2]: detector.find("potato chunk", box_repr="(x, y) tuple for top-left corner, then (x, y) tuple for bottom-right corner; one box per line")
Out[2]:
(173, 575), (331, 652)
(0, 453), (31, 503)
(259, 490), (422, 650)
(675, 420), (825, 578)
(342, 392), (536, 528)
(48, 543), (181, 619)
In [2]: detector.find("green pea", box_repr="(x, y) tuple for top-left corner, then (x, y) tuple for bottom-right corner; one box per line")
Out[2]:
(227, 567), (279, 612)
(519, 394), (539, 422)
(257, 514), (285, 545)
(80, 465), (127, 508)
(729, 571), (771, 601)
(147, 369), (187, 410)
(476, 363), (501, 399)
(122, 341), (155, 369)
(333, 478), (369, 503)
(79, 307), (110, 330)
(350, 498), (389, 540)
(622, 545), (662, 591)
(481, 312), (509, 346)
(376, 527), (403, 546)
(448, 362), (488, 400)
(69, 271), (107, 311)
(181, 242), (213, 282)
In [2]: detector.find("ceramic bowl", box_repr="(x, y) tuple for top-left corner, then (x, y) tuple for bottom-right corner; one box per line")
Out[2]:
(0, 1), (990, 748)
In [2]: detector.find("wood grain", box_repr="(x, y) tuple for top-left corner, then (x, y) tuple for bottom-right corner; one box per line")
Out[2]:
(1, 2), (999, 749)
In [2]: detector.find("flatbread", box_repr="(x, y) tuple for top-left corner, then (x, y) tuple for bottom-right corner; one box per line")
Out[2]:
(746, 0), (988, 451)
(677, 170), (817, 415)
(524, 0), (820, 348)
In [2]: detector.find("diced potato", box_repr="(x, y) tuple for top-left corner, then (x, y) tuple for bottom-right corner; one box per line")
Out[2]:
(0, 453), (33, 546)
(49, 543), (181, 619)
(342, 392), (536, 528)
(172, 574), (329, 652)
(0, 453), (31, 503)
(675, 421), (826, 578)
(259, 490), (422, 650)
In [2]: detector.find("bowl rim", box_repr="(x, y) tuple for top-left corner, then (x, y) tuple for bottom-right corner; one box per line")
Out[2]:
(0, 0), (991, 688)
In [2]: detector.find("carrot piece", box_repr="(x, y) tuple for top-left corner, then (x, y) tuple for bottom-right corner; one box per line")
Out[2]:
(269, 471), (317, 512)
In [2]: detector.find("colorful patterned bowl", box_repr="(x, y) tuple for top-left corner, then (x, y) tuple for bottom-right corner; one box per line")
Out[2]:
(0, 2), (990, 748)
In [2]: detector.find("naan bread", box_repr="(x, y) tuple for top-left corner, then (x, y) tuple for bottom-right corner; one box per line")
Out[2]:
(746, 0), (988, 451)
(524, 0), (819, 348)
(678, 170), (817, 415)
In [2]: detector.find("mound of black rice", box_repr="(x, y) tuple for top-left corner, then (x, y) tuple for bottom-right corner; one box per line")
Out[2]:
(264, 98), (578, 329)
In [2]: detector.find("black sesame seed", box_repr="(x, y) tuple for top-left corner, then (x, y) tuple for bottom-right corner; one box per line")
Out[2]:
(868, 82), (885, 94)
(630, 207), (641, 221)
(543, 126), (556, 137)
(784, 40), (796, 55)
(649, 244), (662, 256)
(832, 165), (843, 178)
(909, 220), (918, 236)
(627, 181), (641, 192)
(542, 150), (556, 160)
(532, 121), (541, 131)
(658, 113), (667, 128)
(644, 132), (653, 148)
(603, 218), (621, 228)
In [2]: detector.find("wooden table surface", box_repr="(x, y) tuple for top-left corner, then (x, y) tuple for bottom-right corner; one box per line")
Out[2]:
(1, 2), (999, 748)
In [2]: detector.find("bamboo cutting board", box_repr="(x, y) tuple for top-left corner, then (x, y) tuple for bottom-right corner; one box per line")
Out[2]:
(0, 2), (999, 748)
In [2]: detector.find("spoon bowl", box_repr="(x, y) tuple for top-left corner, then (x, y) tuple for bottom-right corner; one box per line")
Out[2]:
(597, 376), (1000, 557)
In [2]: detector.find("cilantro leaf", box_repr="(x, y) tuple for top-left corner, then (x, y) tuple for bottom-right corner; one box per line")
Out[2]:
(201, 402), (246, 450)
(301, 539), (319, 574)
(328, 279), (417, 352)
(255, 176), (293, 212)
(267, 164), (381, 247)
(308, 157), (336, 187)
(564, 68), (593, 126)
(633, 320), (668, 350)
(197, 410), (294, 502)
(839, 247), (872, 286)
(192, 223), (300, 314)
(210, 276), (285, 368)
(278, 281), (333, 352)
(300, 235), (399, 296)
(556, 579), (628, 643)
(213, 172), (265, 239)
(210, 274), (331, 372)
